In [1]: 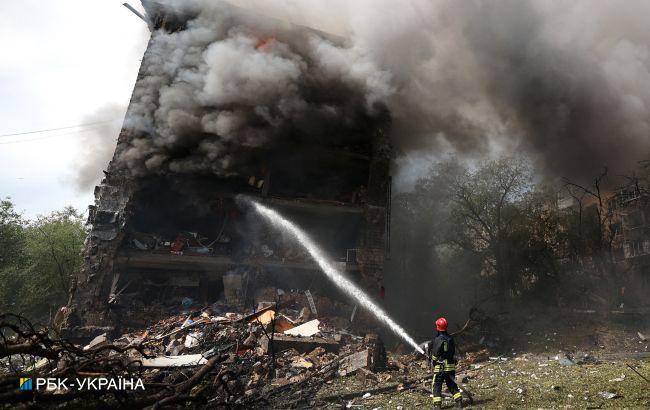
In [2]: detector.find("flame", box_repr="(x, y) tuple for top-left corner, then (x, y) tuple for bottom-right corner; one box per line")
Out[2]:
(255, 36), (275, 50)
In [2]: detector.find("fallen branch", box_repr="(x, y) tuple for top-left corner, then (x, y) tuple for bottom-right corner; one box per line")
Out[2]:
(626, 363), (650, 384)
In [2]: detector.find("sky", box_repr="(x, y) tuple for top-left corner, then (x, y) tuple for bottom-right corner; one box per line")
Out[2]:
(0, 0), (149, 218)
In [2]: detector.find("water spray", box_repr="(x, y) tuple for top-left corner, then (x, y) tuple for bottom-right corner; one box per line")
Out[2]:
(245, 198), (424, 354)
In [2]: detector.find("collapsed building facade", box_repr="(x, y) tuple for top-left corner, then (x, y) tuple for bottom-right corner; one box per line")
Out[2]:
(70, 1), (392, 329)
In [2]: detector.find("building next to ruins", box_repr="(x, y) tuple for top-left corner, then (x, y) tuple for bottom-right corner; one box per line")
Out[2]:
(609, 160), (650, 262)
(69, 1), (392, 330)
(608, 160), (650, 303)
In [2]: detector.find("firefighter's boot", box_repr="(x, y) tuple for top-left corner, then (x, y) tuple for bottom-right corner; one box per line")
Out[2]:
(454, 391), (463, 408)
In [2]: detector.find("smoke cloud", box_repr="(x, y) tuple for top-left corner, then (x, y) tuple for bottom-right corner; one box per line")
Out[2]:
(115, 0), (392, 177)
(112, 0), (650, 183)
(74, 105), (125, 191)
(349, 0), (650, 182)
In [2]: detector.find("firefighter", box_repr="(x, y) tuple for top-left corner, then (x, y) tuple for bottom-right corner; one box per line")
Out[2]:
(430, 317), (462, 409)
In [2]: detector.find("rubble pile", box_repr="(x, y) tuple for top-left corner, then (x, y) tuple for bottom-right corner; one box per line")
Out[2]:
(0, 293), (390, 409)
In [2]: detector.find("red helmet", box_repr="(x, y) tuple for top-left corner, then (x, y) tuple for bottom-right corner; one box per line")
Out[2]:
(435, 317), (448, 332)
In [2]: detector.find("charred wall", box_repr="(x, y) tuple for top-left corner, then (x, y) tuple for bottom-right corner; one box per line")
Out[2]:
(70, 4), (393, 328)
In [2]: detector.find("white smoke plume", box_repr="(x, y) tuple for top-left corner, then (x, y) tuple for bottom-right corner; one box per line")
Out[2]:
(74, 104), (126, 191)
(114, 0), (650, 182)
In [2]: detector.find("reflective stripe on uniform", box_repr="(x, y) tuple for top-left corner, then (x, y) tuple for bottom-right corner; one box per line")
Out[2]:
(443, 359), (456, 371)
(432, 397), (442, 403)
(453, 392), (462, 400)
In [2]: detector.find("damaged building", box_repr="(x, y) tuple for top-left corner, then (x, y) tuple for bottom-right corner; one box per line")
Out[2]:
(608, 160), (650, 306)
(69, 0), (392, 330)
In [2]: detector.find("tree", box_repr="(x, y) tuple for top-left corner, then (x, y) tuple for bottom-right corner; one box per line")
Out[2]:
(449, 158), (533, 305)
(0, 198), (25, 268)
(386, 159), (474, 332)
(562, 168), (627, 306)
(0, 199), (86, 323)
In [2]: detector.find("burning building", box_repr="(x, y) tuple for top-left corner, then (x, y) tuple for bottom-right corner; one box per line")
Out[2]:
(70, 0), (392, 329)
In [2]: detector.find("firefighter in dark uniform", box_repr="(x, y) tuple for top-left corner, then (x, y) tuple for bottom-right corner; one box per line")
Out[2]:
(429, 317), (462, 409)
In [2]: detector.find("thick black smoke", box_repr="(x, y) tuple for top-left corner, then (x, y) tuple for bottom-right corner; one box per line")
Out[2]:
(90, 0), (650, 185)
(114, 0), (392, 177)
(356, 0), (650, 182)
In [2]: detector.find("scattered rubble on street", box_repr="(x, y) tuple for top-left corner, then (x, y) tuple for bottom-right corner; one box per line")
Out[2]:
(2, 301), (649, 408)
(0, 288), (392, 408)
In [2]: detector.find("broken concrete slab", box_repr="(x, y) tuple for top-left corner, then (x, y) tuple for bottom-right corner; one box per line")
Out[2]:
(83, 333), (109, 351)
(139, 354), (208, 368)
(284, 319), (320, 337)
(259, 334), (339, 354)
(338, 349), (371, 376)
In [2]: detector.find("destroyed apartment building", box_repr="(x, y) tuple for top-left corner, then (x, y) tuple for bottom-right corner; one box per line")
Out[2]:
(69, 1), (392, 331)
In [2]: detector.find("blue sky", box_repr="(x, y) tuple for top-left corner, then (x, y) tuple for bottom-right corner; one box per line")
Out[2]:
(0, 1), (149, 218)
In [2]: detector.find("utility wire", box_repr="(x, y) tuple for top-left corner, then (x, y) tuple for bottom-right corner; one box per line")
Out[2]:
(0, 124), (119, 145)
(0, 119), (121, 138)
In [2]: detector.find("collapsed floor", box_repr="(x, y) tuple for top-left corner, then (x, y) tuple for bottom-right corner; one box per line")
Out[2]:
(1, 295), (649, 409)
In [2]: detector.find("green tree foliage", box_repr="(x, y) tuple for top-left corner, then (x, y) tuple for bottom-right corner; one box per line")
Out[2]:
(388, 157), (622, 329)
(0, 199), (85, 323)
(0, 198), (25, 267)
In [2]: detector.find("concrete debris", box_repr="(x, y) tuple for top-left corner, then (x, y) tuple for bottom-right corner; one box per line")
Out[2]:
(274, 314), (297, 332)
(284, 319), (321, 337)
(0, 290), (475, 408)
(184, 331), (202, 348)
(140, 354), (208, 367)
(252, 309), (276, 326)
(465, 349), (489, 364)
(291, 357), (314, 369)
(339, 349), (372, 376)
(259, 333), (340, 354)
(638, 332), (647, 341)
(83, 333), (108, 351)
(599, 391), (621, 399)
(299, 306), (311, 322)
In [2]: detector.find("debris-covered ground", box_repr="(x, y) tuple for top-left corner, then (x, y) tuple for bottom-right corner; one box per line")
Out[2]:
(1, 294), (649, 408)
